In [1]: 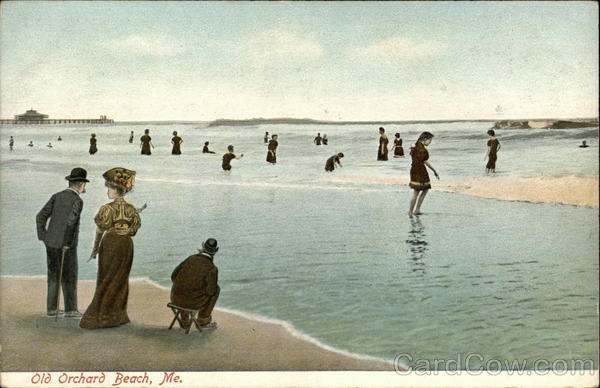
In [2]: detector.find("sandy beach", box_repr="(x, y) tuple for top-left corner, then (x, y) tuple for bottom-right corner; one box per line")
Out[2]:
(324, 175), (599, 208)
(0, 277), (394, 371)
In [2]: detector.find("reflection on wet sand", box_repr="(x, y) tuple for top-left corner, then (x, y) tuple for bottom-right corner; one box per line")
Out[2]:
(406, 217), (428, 274)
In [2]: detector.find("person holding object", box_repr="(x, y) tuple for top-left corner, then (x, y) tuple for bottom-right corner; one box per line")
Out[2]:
(222, 145), (243, 172)
(36, 167), (88, 318)
(170, 238), (221, 330)
(409, 132), (439, 216)
(80, 167), (141, 329)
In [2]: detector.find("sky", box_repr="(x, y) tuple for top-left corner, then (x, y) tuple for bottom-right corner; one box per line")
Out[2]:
(0, 1), (598, 121)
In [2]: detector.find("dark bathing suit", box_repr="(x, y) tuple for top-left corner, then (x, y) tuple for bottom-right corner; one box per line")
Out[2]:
(409, 142), (431, 191)
(171, 136), (182, 155)
(394, 138), (404, 156)
(140, 135), (152, 155)
(266, 140), (278, 163)
(222, 152), (236, 171)
(486, 139), (500, 169)
(378, 135), (389, 161)
(324, 155), (340, 172)
(89, 138), (97, 155)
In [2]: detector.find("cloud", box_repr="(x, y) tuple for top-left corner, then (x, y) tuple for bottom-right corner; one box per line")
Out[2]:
(241, 28), (323, 64)
(102, 34), (185, 56)
(352, 36), (442, 65)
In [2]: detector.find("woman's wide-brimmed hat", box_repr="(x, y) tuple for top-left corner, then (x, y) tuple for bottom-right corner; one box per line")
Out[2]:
(202, 238), (219, 255)
(65, 167), (90, 182)
(103, 167), (136, 193)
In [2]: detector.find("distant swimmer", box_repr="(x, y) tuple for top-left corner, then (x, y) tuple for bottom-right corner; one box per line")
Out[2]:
(129, 131), (134, 144)
(409, 131), (439, 217)
(171, 131), (183, 155)
(9, 136), (14, 151)
(203, 141), (215, 154)
(27, 141), (34, 147)
(57, 136), (62, 141)
(89, 134), (97, 155)
(46, 142), (53, 149)
(222, 145), (243, 173)
(140, 129), (154, 155)
(325, 153), (344, 172)
(485, 129), (501, 174)
(322, 134), (328, 145)
(579, 140), (589, 148)
(264, 132), (269, 144)
(392, 133), (404, 158)
(314, 133), (322, 145)
(377, 127), (389, 161)
(266, 134), (278, 164)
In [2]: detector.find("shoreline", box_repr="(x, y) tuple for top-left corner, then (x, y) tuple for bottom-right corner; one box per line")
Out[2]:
(324, 175), (599, 208)
(0, 276), (395, 372)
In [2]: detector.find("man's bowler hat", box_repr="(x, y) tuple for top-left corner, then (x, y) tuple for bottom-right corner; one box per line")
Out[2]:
(65, 167), (89, 182)
(202, 238), (219, 255)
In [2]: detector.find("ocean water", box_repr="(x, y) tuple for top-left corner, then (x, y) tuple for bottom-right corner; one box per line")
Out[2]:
(1, 121), (598, 369)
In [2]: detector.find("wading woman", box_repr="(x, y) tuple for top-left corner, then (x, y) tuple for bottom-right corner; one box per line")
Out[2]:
(409, 132), (439, 216)
(140, 129), (154, 155)
(80, 167), (141, 329)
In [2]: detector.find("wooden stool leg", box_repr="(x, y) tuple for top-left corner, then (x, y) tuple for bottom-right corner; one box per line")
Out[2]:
(192, 311), (203, 333)
(168, 309), (180, 330)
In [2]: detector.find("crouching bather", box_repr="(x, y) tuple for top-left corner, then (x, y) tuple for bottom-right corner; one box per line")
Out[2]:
(170, 238), (221, 329)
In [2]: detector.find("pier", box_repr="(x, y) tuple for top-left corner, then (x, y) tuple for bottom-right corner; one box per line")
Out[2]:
(0, 109), (114, 125)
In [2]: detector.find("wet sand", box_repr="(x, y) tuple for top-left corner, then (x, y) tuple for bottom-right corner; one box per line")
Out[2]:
(0, 277), (394, 371)
(324, 175), (599, 207)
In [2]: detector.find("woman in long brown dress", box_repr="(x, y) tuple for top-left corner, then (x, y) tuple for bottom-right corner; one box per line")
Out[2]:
(80, 167), (141, 329)
(140, 129), (153, 155)
(266, 134), (278, 164)
(171, 131), (183, 155)
(409, 132), (439, 216)
(89, 134), (98, 155)
(392, 133), (404, 157)
(485, 129), (501, 174)
(377, 127), (389, 161)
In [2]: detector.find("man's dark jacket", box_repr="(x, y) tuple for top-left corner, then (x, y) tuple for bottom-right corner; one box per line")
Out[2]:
(36, 189), (83, 249)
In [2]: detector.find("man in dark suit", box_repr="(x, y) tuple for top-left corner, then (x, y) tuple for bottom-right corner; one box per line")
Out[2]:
(170, 238), (220, 329)
(36, 167), (88, 318)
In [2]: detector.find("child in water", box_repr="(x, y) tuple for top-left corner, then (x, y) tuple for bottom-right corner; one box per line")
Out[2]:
(222, 145), (243, 173)
(203, 141), (215, 154)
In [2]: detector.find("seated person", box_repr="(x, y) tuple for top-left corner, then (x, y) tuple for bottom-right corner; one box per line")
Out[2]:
(170, 238), (220, 329)
(203, 141), (215, 154)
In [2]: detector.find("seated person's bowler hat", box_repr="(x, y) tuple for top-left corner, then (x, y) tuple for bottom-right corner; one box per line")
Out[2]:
(65, 167), (90, 182)
(202, 238), (219, 254)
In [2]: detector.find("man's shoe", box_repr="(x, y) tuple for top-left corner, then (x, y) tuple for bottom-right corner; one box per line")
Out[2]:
(65, 310), (83, 318)
(46, 310), (65, 317)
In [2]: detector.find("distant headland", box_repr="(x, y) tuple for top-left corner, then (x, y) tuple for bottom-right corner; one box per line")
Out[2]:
(207, 118), (495, 127)
(492, 119), (598, 130)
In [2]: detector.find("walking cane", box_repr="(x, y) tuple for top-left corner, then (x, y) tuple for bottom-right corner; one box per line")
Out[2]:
(55, 248), (66, 321)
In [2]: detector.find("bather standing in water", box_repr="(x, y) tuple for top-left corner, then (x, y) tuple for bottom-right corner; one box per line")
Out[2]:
(485, 129), (501, 174)
(140, 129), (154, 155)
(266, 134), (278, 164)
(377, 127), (389, 161)
(128, 131), (134, 144)
(325, 153), (344, 172)
(314, 133), (322, 145)
(264, 132), (269, 144)
(322, 135), (328, 145)
(9, 136), (14, 151)
(222, 145), (243, 173)
(392, 133), (404, 158)
(409, 132), (439, 217)
(89, 134), (97, 155)
(171, 131), (183, 155)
